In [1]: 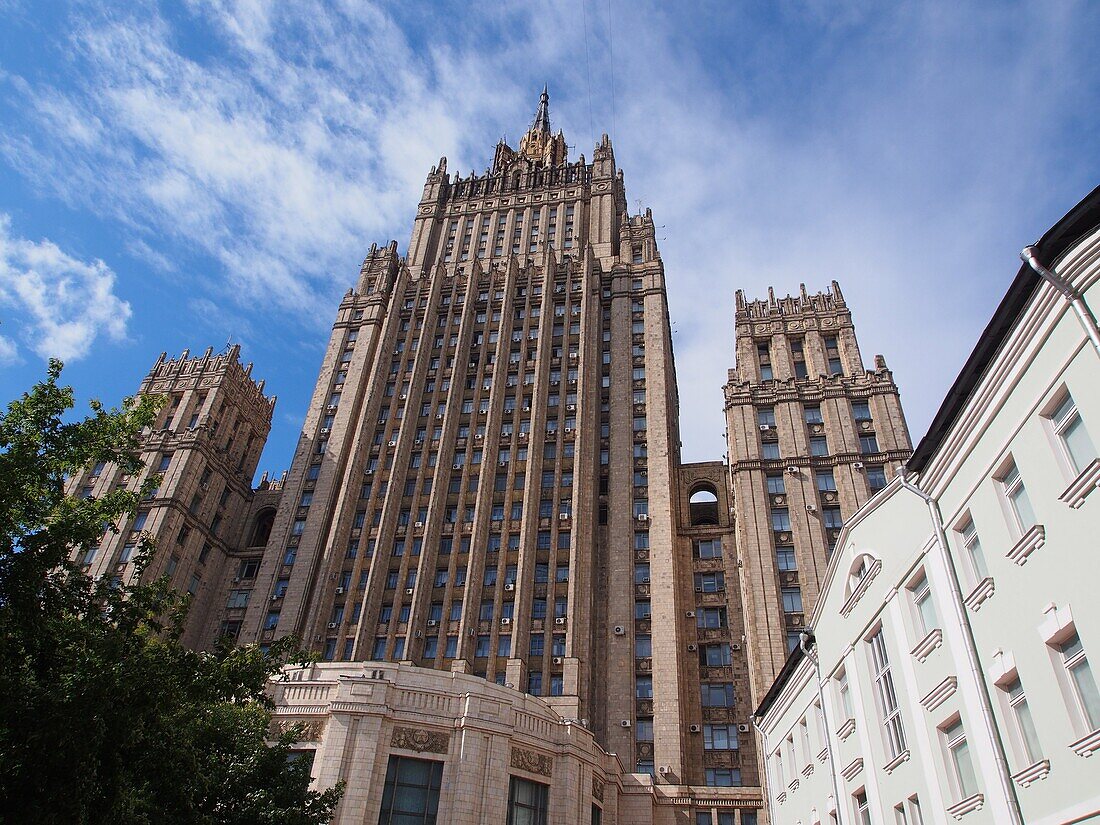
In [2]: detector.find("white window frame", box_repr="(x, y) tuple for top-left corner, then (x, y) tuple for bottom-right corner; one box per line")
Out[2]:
(908, 571), (939, 637)
(868, 626), (907, 758)
(1001, 676), (1042, 766)
(996, 457), (1036, 536)
(1053, 629), (1100, 733)
(955, 515), (988, 583)
(941, 716), (978, 800)
(1043, 387), (1097, 477)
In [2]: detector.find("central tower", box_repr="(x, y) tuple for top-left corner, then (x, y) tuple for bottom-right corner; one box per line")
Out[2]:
(239, 91), (708, 779)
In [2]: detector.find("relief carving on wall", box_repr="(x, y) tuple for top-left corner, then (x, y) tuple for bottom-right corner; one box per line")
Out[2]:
(391, 726), (450, 754)
(510, 746), (553, 777)
(269, 718), (326, 741)
(592, 776), (605, 801)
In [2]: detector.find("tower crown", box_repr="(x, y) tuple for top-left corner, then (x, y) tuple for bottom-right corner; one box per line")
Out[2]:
(515, 86), (567, 168)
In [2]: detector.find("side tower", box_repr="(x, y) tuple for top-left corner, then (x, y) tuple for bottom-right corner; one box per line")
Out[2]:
(724, 283), (912, 700)
(68, 345), (275, 648)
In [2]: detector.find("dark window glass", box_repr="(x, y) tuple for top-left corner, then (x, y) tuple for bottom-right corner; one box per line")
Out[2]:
(378, 756), (443, 824)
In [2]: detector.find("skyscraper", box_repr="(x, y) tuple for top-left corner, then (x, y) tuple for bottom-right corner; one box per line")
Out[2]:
(724, 283), (912, 701)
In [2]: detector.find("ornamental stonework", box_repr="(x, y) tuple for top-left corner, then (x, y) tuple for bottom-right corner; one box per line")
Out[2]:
(510, 746), (553, 777)
(391, 726), (450, 754)
(269, 718), (326, 741)
(592, 776), (604, 801)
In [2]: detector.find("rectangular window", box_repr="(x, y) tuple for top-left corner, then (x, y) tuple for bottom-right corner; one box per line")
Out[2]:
(910, 575), (938, 636)
(858, 433), (879, 454)
(869, 628), (907, 758)
(866, 465), (888, 491)
(854, 790), (871, 825)
(771, 508), (791, 532)
(810, 437), (829, 456)
(762, 442), (781, 460)
(942, 718), (978, 799)
(804, 405), (823, 424)
(816, 470), (836, 491)
(507, 777), (548, 825)
(635, 675), (653, 698)
(1002, 677), (1042, 765)
(781, 587), (803, 613)
(852, 400), (871, 421)
(704, 768), (741, 786)
(766, 474), (786, 494)
(703, 724), (738, 750)
(379, 756), (443, 824)
(776, 546), (797, 571)
(1056, 631), (1100, 731)
(959, 518), (988, 580)
(998, 461), (1036, 533)
(757, 407), (776, 427)
(822, 506), (843, 529)
(1049, 391), (1097, 473)
(701, 683), (735, 707)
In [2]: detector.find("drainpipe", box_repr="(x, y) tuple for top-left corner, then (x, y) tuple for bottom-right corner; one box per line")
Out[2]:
(1021, 246), (1100, 357)
(749, 715), (779, 825)
(896, 470), (1025, 825)
(800, 629), (845, 825)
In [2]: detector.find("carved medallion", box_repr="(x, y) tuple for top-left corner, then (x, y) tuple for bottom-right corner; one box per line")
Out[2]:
(592, 776), (605, 801)
(510, 746), (553, 777)
(391, 726), (450, 754)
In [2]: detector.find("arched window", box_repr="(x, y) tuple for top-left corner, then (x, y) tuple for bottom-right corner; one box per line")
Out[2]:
(688, 484), (720, 526)
(249, 508), (276, 547)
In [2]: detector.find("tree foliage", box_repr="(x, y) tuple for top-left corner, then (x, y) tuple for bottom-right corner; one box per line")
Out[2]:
(0, 361), (343, 824)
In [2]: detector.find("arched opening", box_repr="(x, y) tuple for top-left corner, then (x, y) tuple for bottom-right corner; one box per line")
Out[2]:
(249, 508), (276, 547)
(688, 484), (720, 526)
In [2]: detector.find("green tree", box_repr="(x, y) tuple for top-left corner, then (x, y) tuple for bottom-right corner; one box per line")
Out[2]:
(0, 361), (343, 824)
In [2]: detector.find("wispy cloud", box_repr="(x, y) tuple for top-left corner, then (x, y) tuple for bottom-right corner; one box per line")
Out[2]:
(0, 214), (131, 361)
(0, 1), (1097, 460)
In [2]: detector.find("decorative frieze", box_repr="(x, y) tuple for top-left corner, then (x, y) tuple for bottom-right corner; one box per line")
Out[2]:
(391, 726), (450, 754)
(510, 746), (553, 777)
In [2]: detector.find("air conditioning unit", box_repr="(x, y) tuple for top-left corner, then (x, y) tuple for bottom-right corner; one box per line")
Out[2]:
(566, 404), (576, 411)
(694, 587), (703, 593)
(414, 630), (423, 638)
(658, 766), (671, 775)
(689, 724), (701, 733)
(504, 583), (515, 591)
(388, 440), (397, 446)
(436, 414), (445, 419)
(414, 521), (424, 528)
(620, 720), (632, 728)
(731, 643), (742, 651)
(554, 617), (566, 625)
(786, 465), (799, 474)
(475, 434), (483, 440)
(319, 427), (331, 435)
(552, 657), (564, 665)
(499, 460), (509, 466)
(365, 469), (373, 475)
(686, 643), (698, 651)
(738, 724), (751, 733)
(806, 504), (817, 512)
(636, 514), (649, 522)
(685, 610), (696, 618)
(614, 625), (626, 636)
(427, 619), (438, 627)
(271, 594), (283, 601)
(853, 461), (865, 469)
(335, 587), (345, 595)
(327, 622), (338, 629)
(523, 406), (531, 412)
(564, 427), (573, 433)
(405, 588), (415, 595)
(453, 464), (462, 470)
(501, 618), (512, 626)
(551, 380), (560, 386)
(759, 424), (772, 431)
(326, 405), (338, 412)
(569, 352), (578, 359)
(558, 513), (570, 520)
(399, 393), (407, 400)
(641, 577), (651, 583)
(232, 576), (241, 583)
(519, 431), (529, 439)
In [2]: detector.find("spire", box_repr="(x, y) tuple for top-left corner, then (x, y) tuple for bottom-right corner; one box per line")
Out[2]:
(532, 85), (550, 134)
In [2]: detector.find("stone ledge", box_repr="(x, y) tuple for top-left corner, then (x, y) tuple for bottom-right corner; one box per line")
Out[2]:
(911, 628), (943, 663)
(946, 793), (984, 819)
(1006, 523), (1045, 566)
(1070, 727), (1100, 758)
(883, 748), (911, 775)
(920, 676), (958, 712)
(1011, 758), (1050, 787)
(964, 577), (995, 612)
(1059, 458), (1100, 509)
(840, 757), (864, 782)
(837, 717), (856, 742)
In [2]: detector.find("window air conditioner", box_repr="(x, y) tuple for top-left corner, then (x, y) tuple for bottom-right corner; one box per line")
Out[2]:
(614, 625), (626, 635)
(327, 622), (338, 629)
(554, 617), (566, 625)
(620, 720), (632, 728)
(759, 424), (771, 431)
(388, 440), (397, 446)
(853, 461), (865, 469)
(786, 465), (799, 474)
(552, 657), (563, 665)
(738, 724), (751, 733)
(689, 724), (701, 733)
(334, 587), (345, 595)
(501, 618), (512, 625)
(427, 619), (438, 627)
(504, 583), (515, 591)
(685, 610), (696, 618)
(636, 514), (649, 522)
(320, 428), (331, 435)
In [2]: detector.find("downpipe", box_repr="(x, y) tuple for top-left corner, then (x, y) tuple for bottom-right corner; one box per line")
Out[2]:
(1022, 246), (1100, 357)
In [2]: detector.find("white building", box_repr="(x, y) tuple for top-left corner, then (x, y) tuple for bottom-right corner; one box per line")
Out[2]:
(753, 186), (1100, 825)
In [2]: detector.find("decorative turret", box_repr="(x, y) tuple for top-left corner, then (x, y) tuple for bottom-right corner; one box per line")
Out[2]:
(517, 86), (567, 168)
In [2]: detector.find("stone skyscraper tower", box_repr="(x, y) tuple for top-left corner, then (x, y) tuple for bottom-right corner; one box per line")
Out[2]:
(724, 283), (912, 700)
(230, 90), (760, 798)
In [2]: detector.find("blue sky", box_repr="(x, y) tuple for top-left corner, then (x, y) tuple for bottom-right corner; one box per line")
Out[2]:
(1, 1), (1098, 476)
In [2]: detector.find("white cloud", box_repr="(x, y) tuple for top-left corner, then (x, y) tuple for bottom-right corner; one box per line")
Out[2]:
(0, 1), (1096, 460)
(0, 215), (131, 361)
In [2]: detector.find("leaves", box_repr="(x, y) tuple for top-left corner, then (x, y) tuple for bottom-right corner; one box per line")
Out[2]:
(0, 362), (342, 824)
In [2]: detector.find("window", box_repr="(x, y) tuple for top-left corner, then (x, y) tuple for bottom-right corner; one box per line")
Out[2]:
(762, 442), (780, 460)
(705, 768), (740, 787)
(757, 407), (776, 427)
(1056, 631), (1100, 731)
(859, 433), (879, 454)
(825, 336), (842, 375)
(853, 790), (871, 825)
(635, 675), (653, 699)
(804, 405), (823, 424)
(810, 437), (828, 456)
(378, 756), (443, 824)
(696, 607), (727, 628)
(1001, 676), (1042, 765)
(823, 506), (843, 529)
(771, 508), (790, 532)
(958, 518), (988, 581)
(942, 718), (978, 799)
(694, 572), (725, 593)
(701, 683), (735, 707)
(816, 470), (836, 491)
(910, 575), (938, 636)
(702, 643), (732, 666)
(852, 400), (871, 421)
(635, 718), (654, 741)
(775, 546), (796, 571)
(998, 461), (1036, 533)
(781, 587), (802, 613)
(766, 474), (786, 494)
(757, 343), (773, 381)
(866, 465), (888, 491)
(1049, 391), (1097, 473)
(836, 668), (854, 719)
(703, 724), (738, 750)
(869, 628), (906, 758)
